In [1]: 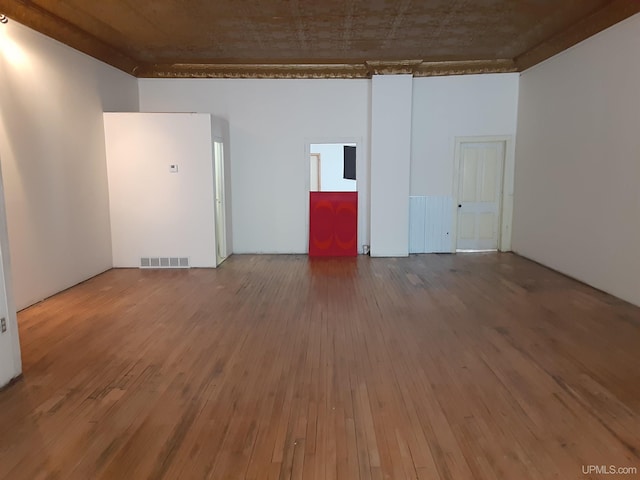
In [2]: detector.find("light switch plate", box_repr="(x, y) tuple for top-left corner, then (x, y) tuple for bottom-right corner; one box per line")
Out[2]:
(169, 164), (179, 173)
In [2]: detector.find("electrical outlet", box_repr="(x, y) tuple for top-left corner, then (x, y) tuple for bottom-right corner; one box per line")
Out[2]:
(0, 317), (6, 333)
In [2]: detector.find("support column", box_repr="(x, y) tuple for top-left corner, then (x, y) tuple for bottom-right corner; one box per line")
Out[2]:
(370, 74), (413, 257)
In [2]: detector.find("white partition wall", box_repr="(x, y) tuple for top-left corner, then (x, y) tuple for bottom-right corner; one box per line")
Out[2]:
(104, 113), (218, 268)
(409, 196), (454, 253)
(370, 75), (413, 257)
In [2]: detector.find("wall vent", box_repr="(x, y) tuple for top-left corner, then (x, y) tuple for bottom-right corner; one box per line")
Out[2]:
(140, 257), (190, 269)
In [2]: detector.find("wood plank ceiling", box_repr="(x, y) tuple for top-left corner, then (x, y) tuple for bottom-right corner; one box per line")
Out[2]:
(1, 0), (639, 78)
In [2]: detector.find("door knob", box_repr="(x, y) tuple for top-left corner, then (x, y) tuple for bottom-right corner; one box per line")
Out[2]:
(458, 204), (462, 208)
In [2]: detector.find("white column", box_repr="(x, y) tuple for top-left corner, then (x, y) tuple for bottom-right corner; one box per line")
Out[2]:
(370, 75), (413, 257)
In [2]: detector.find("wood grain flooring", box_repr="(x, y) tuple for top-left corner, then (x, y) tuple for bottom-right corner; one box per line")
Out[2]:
(0, 253), (639, 480)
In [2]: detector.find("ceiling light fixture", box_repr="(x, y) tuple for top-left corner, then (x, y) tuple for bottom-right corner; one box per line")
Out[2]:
(0, 14), (8, 24)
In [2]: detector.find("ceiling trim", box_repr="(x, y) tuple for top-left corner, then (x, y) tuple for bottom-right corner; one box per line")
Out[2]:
(137, 59), (517, 79)
(515, 0), (640, 71)
(136, 62), (370, 79)
(413, 59), (518, 77)
(0, 0), (139, 75)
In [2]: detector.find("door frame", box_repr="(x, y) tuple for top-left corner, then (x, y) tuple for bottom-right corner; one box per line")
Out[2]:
(451, 135), (515, 252)
(309, 153), (321, 191)
(213, 137), (227, 265)
(0, 152), (22, 384)
(304, 137), (366, 254)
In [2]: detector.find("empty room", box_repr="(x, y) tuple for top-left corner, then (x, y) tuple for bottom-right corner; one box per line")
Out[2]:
(0, 1), (639, 479)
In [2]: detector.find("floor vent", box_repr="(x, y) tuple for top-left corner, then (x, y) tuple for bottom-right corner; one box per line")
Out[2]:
(140, 257), (190, 269)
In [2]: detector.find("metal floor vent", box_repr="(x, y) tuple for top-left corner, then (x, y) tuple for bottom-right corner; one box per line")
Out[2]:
(140, 257), (190, 269)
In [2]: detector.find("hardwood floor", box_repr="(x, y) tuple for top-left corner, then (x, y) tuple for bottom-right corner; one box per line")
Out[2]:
(0, 253), (639, 480)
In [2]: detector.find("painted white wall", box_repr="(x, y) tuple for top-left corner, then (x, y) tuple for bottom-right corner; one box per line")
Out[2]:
(513, 13), (640, 306)
(370, 75), (413, 257)
(410, 73), (519, 196)
(0, 19), (138, 310)
(138, 79), (370, 254)
(0, 159), (21, 388)
(104, 113), (217, 267)
(310, 143), (357, 192)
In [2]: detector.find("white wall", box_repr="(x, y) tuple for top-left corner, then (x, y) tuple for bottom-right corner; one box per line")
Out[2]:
(513, 14), (640, 306)
(104, 113), (217, 267)
(310, 143), (357, 192)
(370, 75), (413, 257)
(138, 79), (370, 254)
(139, 76), (518, 256)
(0, 19), (138, 310)
(410, 73), (520, 197)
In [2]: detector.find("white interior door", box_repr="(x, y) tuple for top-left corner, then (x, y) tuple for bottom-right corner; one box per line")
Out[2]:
(456, 142), (504, 251)
(214, 141), (227, 264)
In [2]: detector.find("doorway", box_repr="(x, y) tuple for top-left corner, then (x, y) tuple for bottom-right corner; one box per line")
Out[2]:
(308, 143), (358, 256)
(453, 137), (513, 252)
(213, 140), (227, 265)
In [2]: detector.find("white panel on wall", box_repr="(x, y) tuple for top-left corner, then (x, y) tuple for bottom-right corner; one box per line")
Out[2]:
(409, 196), (453, 253)
(409, 196), (427, 253)
(104, 113), (217, 268)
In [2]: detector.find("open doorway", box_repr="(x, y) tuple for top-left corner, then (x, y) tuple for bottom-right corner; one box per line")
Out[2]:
(309, 143), (357, 193)
(213, 140), (227, 265)
(308, 143), (358, 257)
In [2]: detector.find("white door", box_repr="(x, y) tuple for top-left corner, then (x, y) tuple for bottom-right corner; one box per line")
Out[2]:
(456, 142), (504, 251)
(214, 141), (227, 264)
